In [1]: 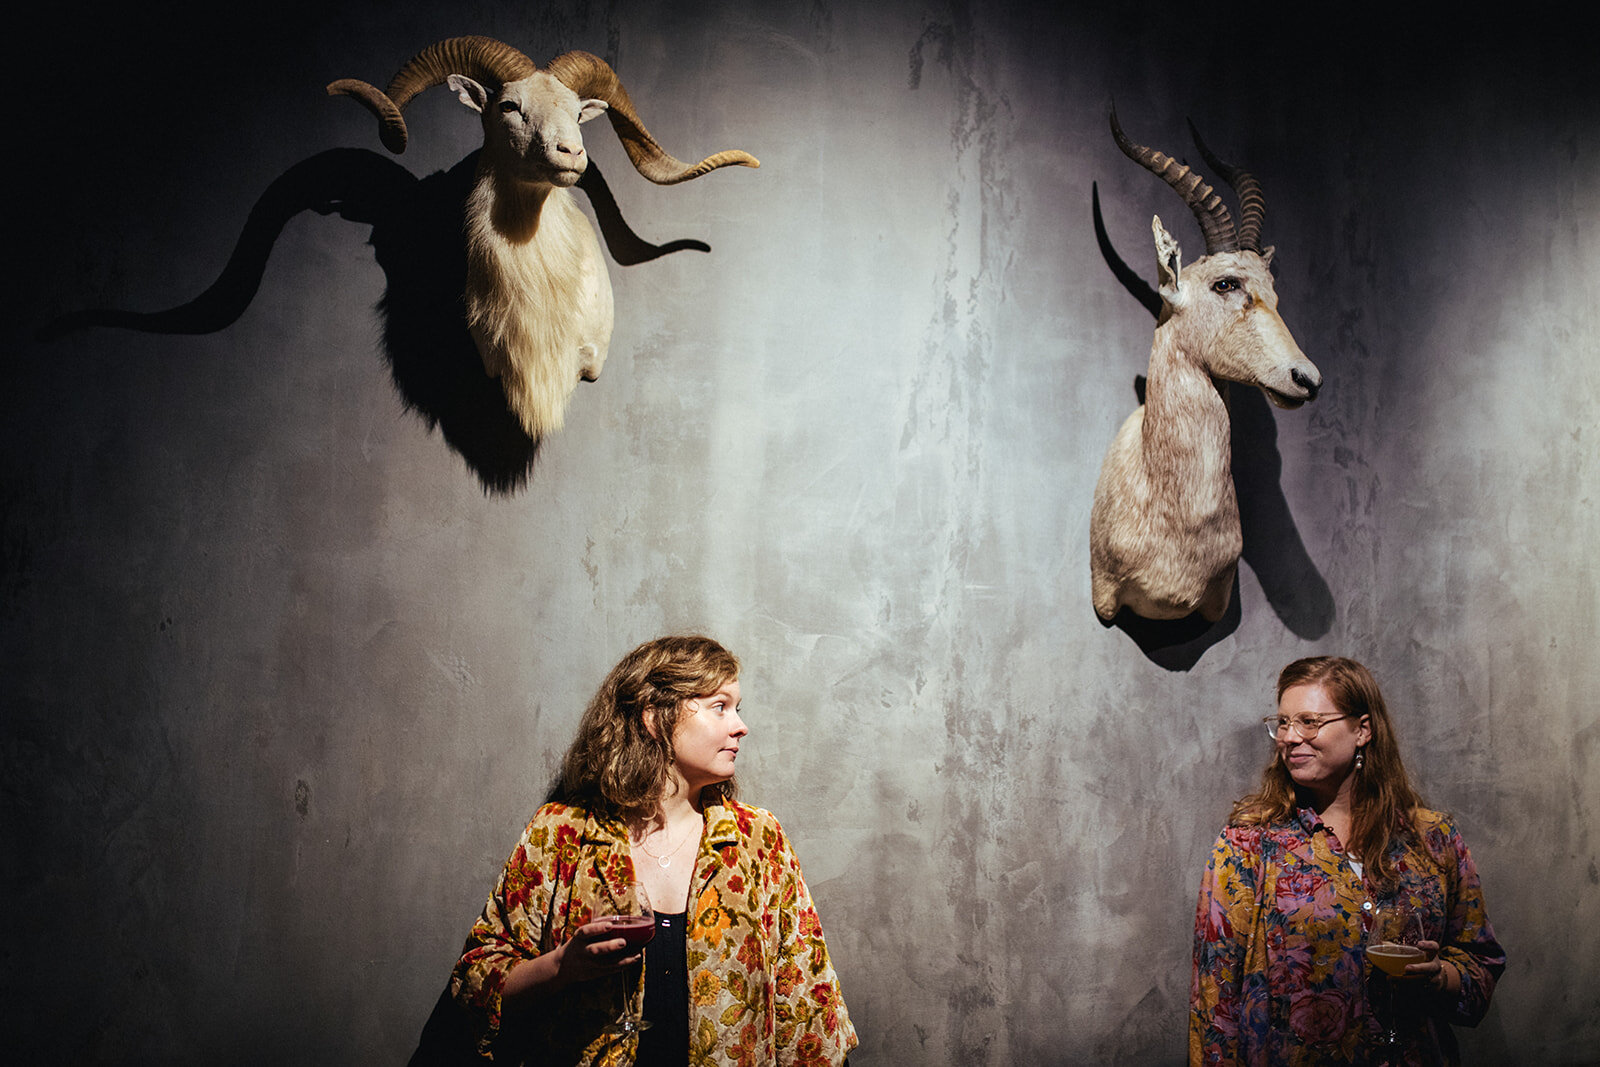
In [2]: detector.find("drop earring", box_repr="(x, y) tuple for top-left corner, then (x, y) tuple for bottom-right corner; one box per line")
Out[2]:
(1355, 748), (1365, 772)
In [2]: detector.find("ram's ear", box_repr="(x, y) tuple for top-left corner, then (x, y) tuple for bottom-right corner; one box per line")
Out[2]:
(578, 98), (608, 124)
(448, 74), (491, 114)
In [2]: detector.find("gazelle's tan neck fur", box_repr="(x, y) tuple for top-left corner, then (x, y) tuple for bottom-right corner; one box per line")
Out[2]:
(1141, 330), (1234, 520)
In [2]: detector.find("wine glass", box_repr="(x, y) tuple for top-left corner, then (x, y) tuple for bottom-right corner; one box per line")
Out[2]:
(1364, 901), (1424, 1058)
(600, 881), (656, 1035)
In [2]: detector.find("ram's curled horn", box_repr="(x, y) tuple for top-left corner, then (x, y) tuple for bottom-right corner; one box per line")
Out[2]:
(1187, 120), (1265, 254)
(545, 50), (760, 185)
(327, 36), (540, 154)
(1109, 106), (1237, 255)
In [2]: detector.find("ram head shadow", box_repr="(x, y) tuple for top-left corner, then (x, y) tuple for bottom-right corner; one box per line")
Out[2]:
(1088, 111), (1334, 668)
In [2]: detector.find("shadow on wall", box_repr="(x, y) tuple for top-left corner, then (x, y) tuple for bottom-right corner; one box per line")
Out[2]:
(38, 148), (711, 494)
(1091, 189), (1335, 670)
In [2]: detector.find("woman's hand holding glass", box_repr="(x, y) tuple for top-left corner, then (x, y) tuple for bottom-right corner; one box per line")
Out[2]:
(1365, 902), (1426, 978)
(1364, 900), (1460, 1059)
(1365, 901), (1425, 1056)
(500, 902), (649, 1008)
(554, 917), (648, 984)
(599, 882), (655, 1035)
(1365, 902), (1453, 987)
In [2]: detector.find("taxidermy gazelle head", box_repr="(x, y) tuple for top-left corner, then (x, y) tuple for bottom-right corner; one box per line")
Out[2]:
(1089, 109), (1322, 623)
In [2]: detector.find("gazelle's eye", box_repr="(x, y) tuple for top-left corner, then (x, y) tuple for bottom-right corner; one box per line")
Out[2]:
(499, 100), (519, 114)
(1212, 278), (1239, 293)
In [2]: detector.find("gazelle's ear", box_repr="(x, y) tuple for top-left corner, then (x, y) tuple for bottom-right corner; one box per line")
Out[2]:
(1260, 244), (1276, 266)
(1153, 215), (1182, 299)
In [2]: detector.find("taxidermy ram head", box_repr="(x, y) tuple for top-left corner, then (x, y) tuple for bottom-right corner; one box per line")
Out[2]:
(329, 36), (759, 441)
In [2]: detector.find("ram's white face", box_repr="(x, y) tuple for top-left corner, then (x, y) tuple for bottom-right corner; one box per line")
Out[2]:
(449, 71), (608, 188)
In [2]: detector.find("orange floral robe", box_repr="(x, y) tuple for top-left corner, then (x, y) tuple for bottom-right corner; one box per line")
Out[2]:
(447, 799), (857, 1065)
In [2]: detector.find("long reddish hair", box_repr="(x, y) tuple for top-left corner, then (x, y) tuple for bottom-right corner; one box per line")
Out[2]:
(1229, 656), (1425, 887)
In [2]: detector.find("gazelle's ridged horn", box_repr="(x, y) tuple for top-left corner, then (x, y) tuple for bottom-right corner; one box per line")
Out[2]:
(327, 37), (538, 154)
(546, 51), (759, 185)
(1109, 106), (1237, 255)
(1188, 120), (1265, 254)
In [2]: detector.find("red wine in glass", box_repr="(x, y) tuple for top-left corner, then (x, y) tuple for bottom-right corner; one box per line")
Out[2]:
(607, 915), (657, 947)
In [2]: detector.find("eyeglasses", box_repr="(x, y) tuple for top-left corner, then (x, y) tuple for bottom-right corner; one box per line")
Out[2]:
(1263, 713), (1353, 740)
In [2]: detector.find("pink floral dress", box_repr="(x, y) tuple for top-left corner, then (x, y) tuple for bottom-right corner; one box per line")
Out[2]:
(447, 799), (857, 1065)
(1190, 807), (1503, 1066)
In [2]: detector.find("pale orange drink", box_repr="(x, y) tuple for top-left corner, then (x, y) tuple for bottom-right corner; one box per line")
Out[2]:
(1366, 942), (1426, 977)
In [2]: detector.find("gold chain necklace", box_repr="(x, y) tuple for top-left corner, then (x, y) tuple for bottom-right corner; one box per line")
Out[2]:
(636, 819), (697, 869)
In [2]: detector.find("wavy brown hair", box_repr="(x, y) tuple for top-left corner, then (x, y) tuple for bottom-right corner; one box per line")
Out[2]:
(556, 635), (741, 822)
(1229, 656), (1425, 887)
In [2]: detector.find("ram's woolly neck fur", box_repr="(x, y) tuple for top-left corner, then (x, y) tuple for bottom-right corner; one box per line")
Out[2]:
(463, 171), (612, 439)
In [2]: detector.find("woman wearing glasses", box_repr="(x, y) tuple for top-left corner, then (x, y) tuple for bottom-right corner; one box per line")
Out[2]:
(1189, 657), (1504, 1066)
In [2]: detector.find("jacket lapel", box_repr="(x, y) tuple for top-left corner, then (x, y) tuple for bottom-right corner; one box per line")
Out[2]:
(583, 810), (636, 916)
(693, 803), (743, 898)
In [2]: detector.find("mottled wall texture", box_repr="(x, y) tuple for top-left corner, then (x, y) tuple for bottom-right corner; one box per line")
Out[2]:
(5, 0), (1596, 1062)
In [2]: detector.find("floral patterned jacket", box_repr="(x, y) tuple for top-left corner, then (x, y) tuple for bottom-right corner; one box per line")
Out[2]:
(448, 799), (857, 1065)
(1190, 806), (1504, 1066)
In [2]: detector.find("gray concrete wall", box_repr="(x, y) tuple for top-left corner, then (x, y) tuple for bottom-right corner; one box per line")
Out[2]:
(5, 1), (1596, 1062)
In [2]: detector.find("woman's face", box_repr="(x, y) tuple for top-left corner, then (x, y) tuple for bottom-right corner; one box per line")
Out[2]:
(1277, 682), (1371, 799)
(671, 679), (746, 795)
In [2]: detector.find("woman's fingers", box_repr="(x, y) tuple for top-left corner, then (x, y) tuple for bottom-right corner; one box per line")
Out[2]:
(1403, 941), (1444, 985)
(569, 925), (643, 970)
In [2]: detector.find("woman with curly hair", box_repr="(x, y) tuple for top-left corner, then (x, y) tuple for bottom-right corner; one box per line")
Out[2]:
(416, 635), (855, 1066)
(1190, 656), (1504, 1066)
